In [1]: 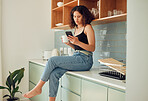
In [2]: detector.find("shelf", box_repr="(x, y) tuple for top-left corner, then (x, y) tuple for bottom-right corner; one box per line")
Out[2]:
(51, 10), (63, 28)
(52, 1), (78, 11)
(92, 13), (127, 25)
(51, 0), (63, 9)
(63, 0), (78, 25)
(64, 0), (77, 4)
(52, 6), (63, 11)
(51, 13), (126, 29)
(52, 25), (70, 30)
(100, 0), (127, 18)
(51, 0), (127, 29)
(64, 0), (78, 7)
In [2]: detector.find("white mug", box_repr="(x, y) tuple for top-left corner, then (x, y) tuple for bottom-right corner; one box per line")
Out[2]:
(62, 35), (68, 43)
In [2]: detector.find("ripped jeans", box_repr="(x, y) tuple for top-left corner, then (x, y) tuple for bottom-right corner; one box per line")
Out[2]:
(41, 51), (93, 97)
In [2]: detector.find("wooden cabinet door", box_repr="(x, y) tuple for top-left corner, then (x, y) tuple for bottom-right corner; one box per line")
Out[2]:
(61, 88), (80, 101)
(81, 79), (107, 101)
(108, 88), (125, 101)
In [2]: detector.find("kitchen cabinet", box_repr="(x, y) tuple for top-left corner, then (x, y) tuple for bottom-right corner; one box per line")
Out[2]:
(51, 0), (127, 29)
(62, 74), (125, 101)
(29, 60), (125, 101)
(61, 88), (80, 101)
(62, 74), (81, 95)
(108, 87), (125, 101)
(61, 74), (81, 101)
(29, 62), (61, 101)
(81, 79), (107, 101)
(29, 81), (49, 101)
(29, 62), (44, 84)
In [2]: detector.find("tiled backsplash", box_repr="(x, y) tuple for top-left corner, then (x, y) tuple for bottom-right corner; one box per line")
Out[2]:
(54, 21), (126, 68)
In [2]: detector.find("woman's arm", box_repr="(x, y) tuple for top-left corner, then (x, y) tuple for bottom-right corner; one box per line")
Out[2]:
(68, 24), (95, 52)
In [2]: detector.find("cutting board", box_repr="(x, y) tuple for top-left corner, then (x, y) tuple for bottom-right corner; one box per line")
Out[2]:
(98, 58), (126, 75)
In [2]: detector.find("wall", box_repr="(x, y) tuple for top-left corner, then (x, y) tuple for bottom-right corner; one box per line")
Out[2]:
(126, 0), (148, 101)
(1, 0), (54, 100)
(54, 22), (126, 68)
(0, 0), (2, 100)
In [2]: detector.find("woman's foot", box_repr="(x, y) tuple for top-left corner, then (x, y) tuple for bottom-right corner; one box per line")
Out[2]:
(23, 87), (42, 98)
(49, 97), (56, 101)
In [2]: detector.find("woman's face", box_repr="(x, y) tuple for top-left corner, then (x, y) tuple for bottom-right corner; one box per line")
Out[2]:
(73, 11), (83, 25)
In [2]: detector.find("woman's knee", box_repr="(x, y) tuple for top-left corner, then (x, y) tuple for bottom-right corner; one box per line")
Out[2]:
(49, 68), (67, 80)
(48, 56), (59, 64)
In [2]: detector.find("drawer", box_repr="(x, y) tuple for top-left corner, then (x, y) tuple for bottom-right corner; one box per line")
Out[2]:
(62, 74), (81, 95)
(29, 82), (42, 101)
(29, 81), (49, 101)
(108, 88), (125, 101)
(29, 81), (35, 91)
(61, 88), (80, 101)
(81, 79), (107, 101)
(29, 62), (45, 84)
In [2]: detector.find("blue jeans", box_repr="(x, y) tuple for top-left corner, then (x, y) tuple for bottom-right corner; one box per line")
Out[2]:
(41, 51), (93, 97)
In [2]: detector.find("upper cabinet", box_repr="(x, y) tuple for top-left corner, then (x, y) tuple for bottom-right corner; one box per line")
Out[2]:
(51, 0), (127, 29)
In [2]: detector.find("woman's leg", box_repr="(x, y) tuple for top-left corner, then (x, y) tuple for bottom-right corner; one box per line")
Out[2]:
(23, 56), (61, 98)
(49, 68), (67, 101)
(41, 55), (91, 82)
(23, 80), (45, 98)
(23, 67), (67, 99)
(23, 54), (92, 98)
(49, 97), (56, 101)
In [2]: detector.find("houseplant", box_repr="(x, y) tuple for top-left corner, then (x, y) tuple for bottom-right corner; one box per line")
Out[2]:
(0, 68), (25, 101)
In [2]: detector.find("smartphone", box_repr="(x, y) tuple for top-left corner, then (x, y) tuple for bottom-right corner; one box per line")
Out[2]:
(65, 31), (73, 36)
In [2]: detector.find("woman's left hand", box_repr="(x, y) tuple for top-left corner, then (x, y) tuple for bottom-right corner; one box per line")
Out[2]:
(67, 35), (79, 45)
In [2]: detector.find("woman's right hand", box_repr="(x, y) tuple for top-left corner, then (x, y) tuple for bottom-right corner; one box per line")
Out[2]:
(61, 36), (75, 49)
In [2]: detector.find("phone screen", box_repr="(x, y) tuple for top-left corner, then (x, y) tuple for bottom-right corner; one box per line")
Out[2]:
(65, 31), (73, 36)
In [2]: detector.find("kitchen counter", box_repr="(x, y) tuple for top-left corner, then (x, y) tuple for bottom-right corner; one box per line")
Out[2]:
(29, 59), (126, 91)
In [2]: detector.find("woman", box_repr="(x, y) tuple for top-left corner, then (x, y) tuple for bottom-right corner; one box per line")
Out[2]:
(23, 5), (95, 101)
